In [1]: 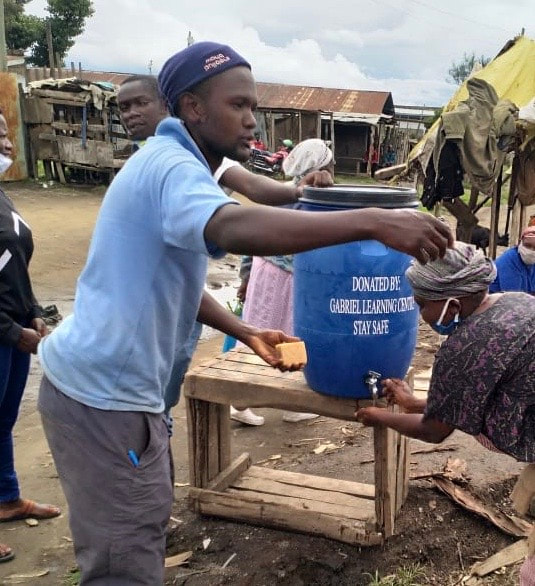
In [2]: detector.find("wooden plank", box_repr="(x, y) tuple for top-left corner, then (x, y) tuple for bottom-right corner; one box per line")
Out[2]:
(55, 161), (66, 184)
(402, 437), (410, 503)
(226, 485), (374, 521)
(374, 163), (406, 181)
(205, 364), (303, 384)
(57, 135), (97, 166)
(400, 369), (413, 508)
(395, 431), (406, 516)
(54, 136), (114, 168)
(207, 453), (251, 492)
(185, 397), (197, 487)
(51, 121), (107, 133)
(186, 397), (230, 487)
(386, 425), (398, 534)
(186, 397), (202, 487)
(189, 487), (383, 546)
(102, 110), (110, 142)
(31, 88), (89, 102)
(185, 355), (228, 377)
(37, 132), (58, 142)
(232, 476), (376, 515)
(208, 360), (293, 379)
(192, 359), (301, 381)
(23, 97), (54, 124)
(219, 350), (267, 366)
(185, 396), (212, 488)
(96, 142), (114, 166)
(218, 403), (231, 472)
(511, 464), (535, 515)
(189, 349), (301, 375)
(470, 539), (528, 578)
(42, 97), (90, 107)
(207, 403), (221, 481)
(443, 198), (478, 232)
(374, 417), (397, 537)
(520, 206), (527, 242)
(184, 371), (381, 419)
(246, 466), (375, 499)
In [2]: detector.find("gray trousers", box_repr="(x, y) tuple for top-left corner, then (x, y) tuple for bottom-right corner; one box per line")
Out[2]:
(38, 376), (172, 586)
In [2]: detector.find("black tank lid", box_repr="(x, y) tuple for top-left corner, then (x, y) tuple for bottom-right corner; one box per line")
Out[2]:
(300, 184), (418, 209)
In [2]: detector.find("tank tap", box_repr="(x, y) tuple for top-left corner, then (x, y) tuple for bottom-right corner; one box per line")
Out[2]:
(364, 370), (382, 405)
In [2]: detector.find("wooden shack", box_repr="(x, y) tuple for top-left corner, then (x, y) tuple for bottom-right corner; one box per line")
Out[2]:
(255, 82), (395, 176)
(23, 78), (130, 184)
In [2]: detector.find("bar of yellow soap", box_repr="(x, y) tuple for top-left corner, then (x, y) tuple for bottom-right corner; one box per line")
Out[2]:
(275, 341), (307, 365)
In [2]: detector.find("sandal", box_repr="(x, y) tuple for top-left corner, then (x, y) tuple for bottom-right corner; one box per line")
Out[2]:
(0, 499), (61, 522)
(0, 543), (15, 563)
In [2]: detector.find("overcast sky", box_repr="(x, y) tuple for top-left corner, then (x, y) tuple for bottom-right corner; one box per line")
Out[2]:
(26, 0), (533, 107)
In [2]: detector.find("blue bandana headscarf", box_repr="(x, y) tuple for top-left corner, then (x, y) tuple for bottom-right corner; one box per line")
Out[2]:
(158, 42), (251, 116)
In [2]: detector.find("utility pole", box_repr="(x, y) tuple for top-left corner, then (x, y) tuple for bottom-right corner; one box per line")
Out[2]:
(0, 0), (7, 72)
(46, 19), (56, 77)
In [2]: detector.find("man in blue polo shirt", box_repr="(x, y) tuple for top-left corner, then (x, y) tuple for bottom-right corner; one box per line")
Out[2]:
(37, 41), (452, 585)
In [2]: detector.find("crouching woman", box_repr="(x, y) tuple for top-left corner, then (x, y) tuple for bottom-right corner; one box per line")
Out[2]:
(356, 242), (535, 585)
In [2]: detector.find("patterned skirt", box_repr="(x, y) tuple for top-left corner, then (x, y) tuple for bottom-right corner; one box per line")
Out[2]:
(242, 257), (293, 334)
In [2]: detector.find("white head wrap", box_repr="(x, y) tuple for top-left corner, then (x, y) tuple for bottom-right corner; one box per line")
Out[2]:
(282, 138), (333, 181)
(406, 241), (497, 300)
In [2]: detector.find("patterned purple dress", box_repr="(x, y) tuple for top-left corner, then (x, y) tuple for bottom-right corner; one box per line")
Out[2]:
(424, 293), (535, 462)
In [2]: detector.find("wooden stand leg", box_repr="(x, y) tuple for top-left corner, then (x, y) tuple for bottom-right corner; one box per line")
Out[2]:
(374, 369), (413, 536)
(186, 397), (230, 488)
(398, 369), (413, 510)
(395, 431), (410, 515)
(374, 422), (397, 537)
(511, 464), (535, 515)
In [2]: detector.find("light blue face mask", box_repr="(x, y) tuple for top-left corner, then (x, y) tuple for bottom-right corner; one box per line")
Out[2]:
(430, 297), (461, 336)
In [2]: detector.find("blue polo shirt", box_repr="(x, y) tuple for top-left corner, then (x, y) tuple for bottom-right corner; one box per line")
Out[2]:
(489, 246), (535, 294)
(39, 118), (237, 412)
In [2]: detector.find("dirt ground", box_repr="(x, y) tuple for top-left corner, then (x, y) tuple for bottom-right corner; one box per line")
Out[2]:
(0, 181), (530, 585)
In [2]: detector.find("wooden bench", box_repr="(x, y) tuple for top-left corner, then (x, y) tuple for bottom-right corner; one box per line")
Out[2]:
(184, 349), (411, 546)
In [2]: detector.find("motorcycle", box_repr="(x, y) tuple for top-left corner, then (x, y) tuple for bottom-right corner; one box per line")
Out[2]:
(248, 140), (293, 175)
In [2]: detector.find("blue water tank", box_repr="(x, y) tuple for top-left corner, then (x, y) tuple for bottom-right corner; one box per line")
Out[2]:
(294, 185), (420, 399)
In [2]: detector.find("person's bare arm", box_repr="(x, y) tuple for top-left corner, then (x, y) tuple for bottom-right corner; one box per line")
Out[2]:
(221, 166), (298, 205)
(355, 407), (454, 443)
(205, 205), (453, 265)
(197, 291), (241, 332)
(196, 291), (302, 371)
(220, 166), (334, 206)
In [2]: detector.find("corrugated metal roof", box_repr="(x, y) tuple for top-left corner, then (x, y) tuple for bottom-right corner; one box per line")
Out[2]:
(256, 82), (394, 116)
(75, 70), (130, 85)
(34, 70), (394, 116)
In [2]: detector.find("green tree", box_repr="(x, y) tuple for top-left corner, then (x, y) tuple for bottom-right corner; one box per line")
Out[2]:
(4, 0), (94, 66)
(447, 52), (491, 85)
(29, 0), (95, 66)
(4, 0), (43, 53)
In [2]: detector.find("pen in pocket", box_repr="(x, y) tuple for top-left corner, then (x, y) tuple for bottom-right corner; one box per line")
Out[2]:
(127, 449), (139, 468)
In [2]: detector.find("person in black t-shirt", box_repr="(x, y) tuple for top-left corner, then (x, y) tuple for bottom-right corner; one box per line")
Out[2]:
(0, 108), (60, 562)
